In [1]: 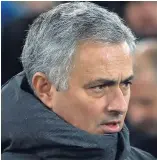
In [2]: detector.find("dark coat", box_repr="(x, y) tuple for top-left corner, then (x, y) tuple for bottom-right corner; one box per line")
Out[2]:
(2, 72), (156, 160)
(126, 120), (157, 158)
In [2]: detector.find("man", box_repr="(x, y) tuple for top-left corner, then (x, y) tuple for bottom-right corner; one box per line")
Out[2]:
(1, 2), (155, 160)
(127, 42), (157, 157)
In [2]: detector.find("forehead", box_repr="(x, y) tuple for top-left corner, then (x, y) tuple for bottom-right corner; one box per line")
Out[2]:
(72, 41), (133, 81)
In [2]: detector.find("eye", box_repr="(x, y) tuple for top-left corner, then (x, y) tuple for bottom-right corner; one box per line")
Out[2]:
(120, 81), (132, 90)
(120, 81), (132, 95)
(90, 85), (106, 93)
(123, 81), (132, 87)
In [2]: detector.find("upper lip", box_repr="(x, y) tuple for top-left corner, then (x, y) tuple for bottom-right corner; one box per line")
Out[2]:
(101, 120), (121, 125)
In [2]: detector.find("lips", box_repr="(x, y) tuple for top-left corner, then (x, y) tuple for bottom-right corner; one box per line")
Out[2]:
(100, 121), (121, 133)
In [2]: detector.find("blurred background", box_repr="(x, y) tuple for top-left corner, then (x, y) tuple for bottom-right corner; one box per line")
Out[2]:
(1, 1), (157, 158)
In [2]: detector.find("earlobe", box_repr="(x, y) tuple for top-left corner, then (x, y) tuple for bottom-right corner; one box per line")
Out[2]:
(32, 72), (55, 109)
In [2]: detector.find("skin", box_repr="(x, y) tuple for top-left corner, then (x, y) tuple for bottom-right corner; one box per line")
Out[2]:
(32, 41), (133, 134)
(128, 56), (157, 136)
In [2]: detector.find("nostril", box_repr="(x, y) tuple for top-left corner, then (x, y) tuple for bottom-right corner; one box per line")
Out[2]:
(108, 110), (124, 118)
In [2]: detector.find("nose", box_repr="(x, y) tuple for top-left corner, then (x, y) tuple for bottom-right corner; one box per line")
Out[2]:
(107, 88), (128, 115)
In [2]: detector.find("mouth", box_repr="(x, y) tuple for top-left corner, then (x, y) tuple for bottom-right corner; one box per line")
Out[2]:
(100, 121), (121, 133)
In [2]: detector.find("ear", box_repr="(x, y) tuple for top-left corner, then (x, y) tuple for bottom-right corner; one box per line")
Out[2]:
(32, 72), (56, 109)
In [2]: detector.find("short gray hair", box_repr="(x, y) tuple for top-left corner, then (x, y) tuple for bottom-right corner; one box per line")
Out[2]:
(21, 2), (136, 91)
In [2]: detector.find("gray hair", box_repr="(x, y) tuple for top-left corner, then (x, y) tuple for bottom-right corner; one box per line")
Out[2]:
(21, 2), (136, 91)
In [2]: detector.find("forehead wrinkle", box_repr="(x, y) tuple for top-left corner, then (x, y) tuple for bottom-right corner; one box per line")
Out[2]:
(71, 41), (132, 81)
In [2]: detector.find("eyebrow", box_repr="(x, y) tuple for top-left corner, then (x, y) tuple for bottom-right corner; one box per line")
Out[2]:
(84, 75), (134, 88)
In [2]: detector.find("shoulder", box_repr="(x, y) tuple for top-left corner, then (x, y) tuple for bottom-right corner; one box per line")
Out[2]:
(128, 147), (156, 160)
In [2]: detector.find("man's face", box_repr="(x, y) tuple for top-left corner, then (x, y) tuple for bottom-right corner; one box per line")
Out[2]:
(52, 41), (133, 134)
(128, 75), (157, 136)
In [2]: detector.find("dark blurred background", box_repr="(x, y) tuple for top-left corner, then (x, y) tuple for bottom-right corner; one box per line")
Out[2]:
(1, 1), (157, 158)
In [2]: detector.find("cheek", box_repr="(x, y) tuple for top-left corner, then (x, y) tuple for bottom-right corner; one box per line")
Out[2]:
(123, 92), (131, 111)
(76, 94), (104, 115)
(126, 95), (131, 107)
(84, 99), (106, 116)
(70, 90), (108, 117)
(127, 87), (131, 99)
